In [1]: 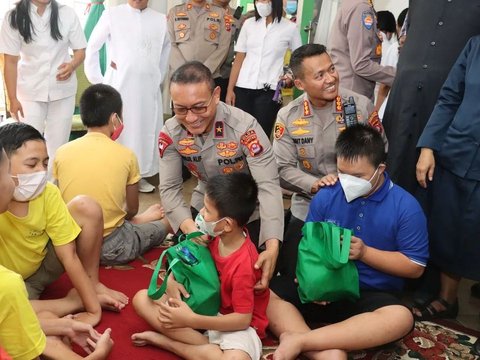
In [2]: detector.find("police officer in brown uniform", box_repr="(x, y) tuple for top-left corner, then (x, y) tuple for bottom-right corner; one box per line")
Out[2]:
(273, 44), (387, 277)
(167, 0), (233, 77)
(329, 0), (396, 100)
(159, 61), (283, 289)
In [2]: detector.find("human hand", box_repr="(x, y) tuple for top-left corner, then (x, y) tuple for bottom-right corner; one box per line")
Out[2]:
(86, 328), (114, 357)
(416, 148), (435, 188)
(165, 273), (190, 301)
(158, 298), (195, 329)
(254, 239), (280, 292)
(64, 315), (101, 354)
(311, 173), (338, 193)
(349, 236), (367, 260)
(56, 62), (75, 81)
(225, 89), (236, 106)
(8, 98), (24, 120)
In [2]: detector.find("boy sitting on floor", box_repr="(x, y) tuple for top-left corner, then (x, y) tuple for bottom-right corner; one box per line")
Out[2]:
(132, 172), (269, 360)
(0, 123), (128, 326)
(53, 84), (171, 266)
(0, 141), (113, 359)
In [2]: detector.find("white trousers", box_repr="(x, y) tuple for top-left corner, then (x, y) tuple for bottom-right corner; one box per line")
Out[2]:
(20, 96), (75, 163)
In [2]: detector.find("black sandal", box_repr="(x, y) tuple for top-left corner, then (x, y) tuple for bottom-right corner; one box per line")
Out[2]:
(413, 298), (459, 321)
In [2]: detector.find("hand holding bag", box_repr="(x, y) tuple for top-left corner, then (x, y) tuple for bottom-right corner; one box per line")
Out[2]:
(148, 231), (221, 316)
(296, 222), (360, 303)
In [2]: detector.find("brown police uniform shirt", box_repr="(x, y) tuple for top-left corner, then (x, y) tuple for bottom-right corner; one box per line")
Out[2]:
(218, 5), (242, 80)
(329, 0), (396, 99)
(273, 87), (388, 220)
(158, 102), (284, 246)
(167, 2), (233, 77)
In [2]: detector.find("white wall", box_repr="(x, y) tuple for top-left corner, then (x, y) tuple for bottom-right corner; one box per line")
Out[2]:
(374, 0), (408, 19)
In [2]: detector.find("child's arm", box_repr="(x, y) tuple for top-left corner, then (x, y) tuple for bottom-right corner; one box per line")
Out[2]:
(54, 242), (102, 325)
(158, 298), (252, 332)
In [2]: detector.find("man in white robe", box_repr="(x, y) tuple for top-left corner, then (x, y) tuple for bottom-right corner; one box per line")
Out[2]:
(85, 0), (171, 193)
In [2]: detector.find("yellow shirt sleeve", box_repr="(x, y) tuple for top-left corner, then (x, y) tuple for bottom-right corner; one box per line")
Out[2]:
(0, 266), (46, 360)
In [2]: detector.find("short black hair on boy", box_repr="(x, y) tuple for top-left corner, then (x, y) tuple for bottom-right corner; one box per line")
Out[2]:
(80, 84), (123, 128)
(170, 61), (215, 92)
(377, 10), (396, 34)
(205, 173), (258, 227)
(335, 124), (386, 168)
(0, 122), (44, 156)
(290, 43), (328, 80)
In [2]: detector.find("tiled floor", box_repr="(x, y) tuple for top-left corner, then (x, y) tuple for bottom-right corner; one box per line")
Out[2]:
(140, 175), (480, 332)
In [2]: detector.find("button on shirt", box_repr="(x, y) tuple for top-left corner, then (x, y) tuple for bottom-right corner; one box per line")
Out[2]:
(306, 173), (429, 292)
(234, 17), (302, 90)
(0, 3), (86, 102)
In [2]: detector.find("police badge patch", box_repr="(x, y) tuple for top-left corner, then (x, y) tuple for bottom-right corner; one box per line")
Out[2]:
(158, 132), (173, 158)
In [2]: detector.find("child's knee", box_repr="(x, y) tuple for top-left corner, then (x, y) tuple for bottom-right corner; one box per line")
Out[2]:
(68, 195), (103, 224)
(132, 289), (149, 312)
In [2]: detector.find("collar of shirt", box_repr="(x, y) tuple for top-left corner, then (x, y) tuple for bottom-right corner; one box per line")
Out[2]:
(365, 172), (393, 203)
(126, 3), (148, 13)
(30, 2), (52, 20)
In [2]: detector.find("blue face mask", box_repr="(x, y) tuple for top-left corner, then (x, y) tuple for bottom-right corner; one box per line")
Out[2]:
(285, 0), (297, 15)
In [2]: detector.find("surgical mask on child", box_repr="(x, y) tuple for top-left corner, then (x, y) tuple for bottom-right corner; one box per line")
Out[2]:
(338, 168), (379, 203)
(285, 0), (297, 15)
(195, 213), (226, 237)
(111, 115), (124, 141)
(256, 2), (272, 17)
(11, 170), (48, 202)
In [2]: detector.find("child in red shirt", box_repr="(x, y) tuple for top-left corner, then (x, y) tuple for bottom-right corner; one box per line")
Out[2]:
(132, 173), (269, 360)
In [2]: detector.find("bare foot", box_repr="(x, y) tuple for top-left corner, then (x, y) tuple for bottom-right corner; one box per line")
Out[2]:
(98, 293), (125, 312)
(131, 331), (171, 350)
(131, 204), (165, 224)
(95, 282), (129, 306)
(273, 332), (304, 360)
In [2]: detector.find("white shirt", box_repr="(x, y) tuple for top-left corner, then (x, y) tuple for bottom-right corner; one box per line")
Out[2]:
(234, 17), (302, 90)
(0, 3), (86, 102)
(378, 43), (399, 119)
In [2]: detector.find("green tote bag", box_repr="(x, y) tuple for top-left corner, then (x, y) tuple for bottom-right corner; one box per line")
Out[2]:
(148, 231), (221, 316)
(296, 222), (360, 303)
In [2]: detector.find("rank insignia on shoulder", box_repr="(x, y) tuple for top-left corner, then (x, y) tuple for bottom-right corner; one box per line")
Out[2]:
(362, 11), (374, 30)
(291, 128), (311, 136)
(274, 122), (285, 140)
(158, 132), (173, 158)
(292, 118), (310, 127)
(303, 100), (312, 117)
(368, 111), (384, 133)
(214, 121), (224, 138)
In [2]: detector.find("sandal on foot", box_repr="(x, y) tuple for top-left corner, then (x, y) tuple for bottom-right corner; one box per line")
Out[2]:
(413, 298), (459, 321)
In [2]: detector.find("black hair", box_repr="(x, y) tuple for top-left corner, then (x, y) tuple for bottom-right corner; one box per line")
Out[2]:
(0, 122), (45, 156)
(205, 173), (258, 227)
(170, 61), (215, 92)
(376, 10), (396, 34)
(254, 0), (283, 23)
(0, 143), (3, 162)
(9, 0), (63, 44)
(397, 8), (408, 29)
(290, 43), (327, 79)
(335, 123), (386, 168)
(80, 84), (123, 128)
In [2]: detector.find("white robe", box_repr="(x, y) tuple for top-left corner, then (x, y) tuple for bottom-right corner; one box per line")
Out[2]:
(85, 4), (171, 177)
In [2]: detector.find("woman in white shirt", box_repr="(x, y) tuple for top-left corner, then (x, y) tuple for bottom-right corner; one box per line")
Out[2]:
(226, 0), (302, 137)
(0, 0), (86, 163)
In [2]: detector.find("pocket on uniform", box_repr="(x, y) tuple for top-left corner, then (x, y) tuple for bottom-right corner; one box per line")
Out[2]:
(174, 21), (190, 42)
(204, 21), (220, 44)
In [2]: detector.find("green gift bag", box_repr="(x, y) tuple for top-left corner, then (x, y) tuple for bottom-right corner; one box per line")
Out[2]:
(148, 231), (221, 316)
(296, 222), (360, 303)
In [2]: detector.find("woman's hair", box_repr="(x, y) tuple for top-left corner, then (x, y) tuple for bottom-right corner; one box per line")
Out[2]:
(254, 0), (283, 23)
(9, 0), (63, 43)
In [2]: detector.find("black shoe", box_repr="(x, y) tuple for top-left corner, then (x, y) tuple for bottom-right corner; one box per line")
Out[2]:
(471, 283), (480, 299)
(473, 337), (480, 356)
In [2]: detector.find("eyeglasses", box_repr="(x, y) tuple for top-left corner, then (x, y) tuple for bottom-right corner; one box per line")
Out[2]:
(172, 93), (214, 116)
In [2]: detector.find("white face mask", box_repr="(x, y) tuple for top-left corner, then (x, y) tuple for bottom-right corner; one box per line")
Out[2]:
(12, 170), (48, 202)
(194, 213), (226, 237)
(256, 2), (272, 18)
(338, 168), (379, 203)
